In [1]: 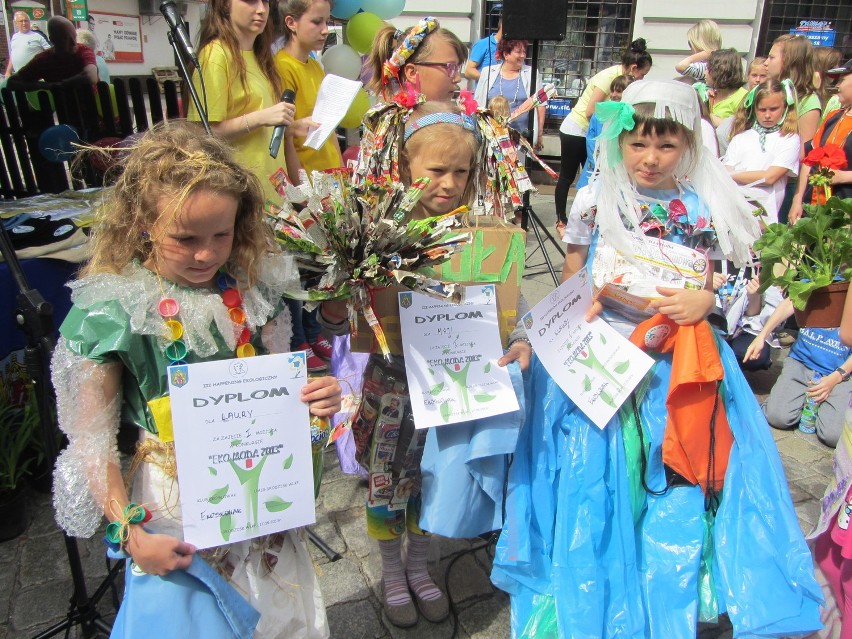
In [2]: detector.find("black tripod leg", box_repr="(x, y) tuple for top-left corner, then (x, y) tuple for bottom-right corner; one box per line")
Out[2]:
(525, 211), (560, 287)
(307, 527), (342, 561)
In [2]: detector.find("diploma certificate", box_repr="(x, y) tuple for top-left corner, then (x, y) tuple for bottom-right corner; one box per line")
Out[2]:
(398, 285), (519, 429)
(167, 352), (315, 549)
(524, 268), (654, 428)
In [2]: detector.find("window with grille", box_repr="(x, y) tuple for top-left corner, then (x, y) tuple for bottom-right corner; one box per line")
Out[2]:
(482, 0), (636, 134)
(757, 0), (851, 57)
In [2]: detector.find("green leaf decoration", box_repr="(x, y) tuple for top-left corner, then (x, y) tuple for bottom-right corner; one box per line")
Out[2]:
(583, 375), (592, 392)
(474, 393), (496, 402)
(600, 334), (607, 345)
(614, 360), (630, 374)
(484, 362), (492, 373)
(282, 453), (294, 470)
(600, 390), (616, 408)
(264, 497), (293, 513)
(428, 368), (435, 376)
(220, 514), (233, 542)
(208, 484), (229, 505)
(440, 401), (452, 422)
(430, 382), (445, 396)
(208, 466), (217, 476)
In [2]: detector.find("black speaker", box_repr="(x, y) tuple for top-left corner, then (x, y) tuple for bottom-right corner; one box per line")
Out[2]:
(502, 0), (568, 41)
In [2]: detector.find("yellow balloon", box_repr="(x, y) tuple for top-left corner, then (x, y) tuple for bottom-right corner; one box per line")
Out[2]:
(340, 88), (371, 128)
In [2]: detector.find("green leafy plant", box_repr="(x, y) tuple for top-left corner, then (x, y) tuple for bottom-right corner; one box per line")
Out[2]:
(0, 395), (38, 495)
(754, 197), (852, 310)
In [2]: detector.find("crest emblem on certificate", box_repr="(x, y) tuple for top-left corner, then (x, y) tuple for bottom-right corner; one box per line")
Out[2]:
(399, 292), (413, 309)
(169, 365), (189, 388)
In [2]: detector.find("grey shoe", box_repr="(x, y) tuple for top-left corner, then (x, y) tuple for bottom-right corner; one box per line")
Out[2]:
(412, 588), (449, 623)
(382, 581), (418, 628)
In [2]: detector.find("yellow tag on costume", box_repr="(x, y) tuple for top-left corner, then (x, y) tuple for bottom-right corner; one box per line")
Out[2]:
(147, 395), (174, 443)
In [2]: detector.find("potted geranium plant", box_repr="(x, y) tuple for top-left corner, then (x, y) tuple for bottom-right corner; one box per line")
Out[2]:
(755, 196), (852, 327)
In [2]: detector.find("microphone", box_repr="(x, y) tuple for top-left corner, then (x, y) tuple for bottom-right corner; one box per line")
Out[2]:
(269, 89), (297, 159)
(160, 0), (198, 69)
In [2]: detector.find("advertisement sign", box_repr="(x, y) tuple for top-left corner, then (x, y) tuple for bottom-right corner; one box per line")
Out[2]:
(790, 20), (836, 47)
(65, 0), (87, 21)
(83, 12), (144, 63)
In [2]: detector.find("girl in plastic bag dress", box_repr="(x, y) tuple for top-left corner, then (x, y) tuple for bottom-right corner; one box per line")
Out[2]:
(490, 80), (823, 638)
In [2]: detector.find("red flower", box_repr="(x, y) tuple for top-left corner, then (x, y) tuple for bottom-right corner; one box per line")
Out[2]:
(803, 144), (848, 170)
(458, 90), (479, 115)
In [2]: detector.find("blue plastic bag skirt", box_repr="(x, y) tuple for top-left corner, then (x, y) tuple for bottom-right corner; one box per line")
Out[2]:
(491, 336), (823, 638)
(109, 552), (260, 639)
(419, 361), (526, 538)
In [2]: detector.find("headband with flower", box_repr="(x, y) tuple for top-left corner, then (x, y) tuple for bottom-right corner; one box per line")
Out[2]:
(381, 16), (439, 86)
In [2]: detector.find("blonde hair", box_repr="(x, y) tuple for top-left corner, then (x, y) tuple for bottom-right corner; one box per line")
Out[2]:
(366, 24), (467, 100)
(488, 95), (510, 120)
(76, 28), (97, 50)
(770, 34), (818, 104)
(749, 57), (767, 73)
(687, 20), (721, 52)
(84, 122), (275, 288)
(400, 102), (480, 211)
(729, 79), (799, 138)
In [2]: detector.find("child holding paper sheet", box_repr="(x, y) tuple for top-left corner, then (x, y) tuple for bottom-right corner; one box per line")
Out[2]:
(187, 0), (316, 210)
(321, 100), (532, 628)
(51, 124), (341, 638)
(490, 80), (822, 638)
(274, 0), (343, 184)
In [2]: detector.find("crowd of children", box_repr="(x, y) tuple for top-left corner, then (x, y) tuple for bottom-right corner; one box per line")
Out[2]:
(43, 6), (852, 639)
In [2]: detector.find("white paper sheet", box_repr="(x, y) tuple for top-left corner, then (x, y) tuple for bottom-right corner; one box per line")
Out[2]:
(524, 267), (654, 428)
(304, 74), (362, 150)
(398, 285), (519, 429)
(167, 352), (315, 549)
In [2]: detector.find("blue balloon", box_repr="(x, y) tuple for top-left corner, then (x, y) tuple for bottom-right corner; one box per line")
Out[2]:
(360, 0), (405, 19)
(331, 0), (361, 19)
(38, 124), (81, 163)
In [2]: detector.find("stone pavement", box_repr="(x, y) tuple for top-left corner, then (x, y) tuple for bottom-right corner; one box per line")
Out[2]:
(0, 191), (836, 638)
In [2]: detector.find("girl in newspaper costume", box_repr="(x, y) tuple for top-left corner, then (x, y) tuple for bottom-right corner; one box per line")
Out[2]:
(490, 80), (822, 637)
(355, 15), (548, 220)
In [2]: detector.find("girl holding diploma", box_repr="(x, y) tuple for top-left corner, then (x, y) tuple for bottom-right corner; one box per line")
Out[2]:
(51, 124), (341, 639)
(322, 101), (532, 628)
(490, 81), (822, 637)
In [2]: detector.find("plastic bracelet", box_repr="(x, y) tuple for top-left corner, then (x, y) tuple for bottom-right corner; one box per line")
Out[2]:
(104, 502), (152, 552)
(508, 337), (532, 351)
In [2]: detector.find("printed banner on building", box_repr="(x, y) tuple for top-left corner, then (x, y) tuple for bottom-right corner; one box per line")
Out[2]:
(83, 12), (143, 63)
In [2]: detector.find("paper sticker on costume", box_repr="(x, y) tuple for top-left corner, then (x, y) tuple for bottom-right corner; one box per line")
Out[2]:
(388, 477), (415, 511)
(368, 472), (395, 507)
(838, 498), (852, 530)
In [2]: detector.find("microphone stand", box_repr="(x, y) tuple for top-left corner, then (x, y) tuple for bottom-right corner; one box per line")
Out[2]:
(0, 223), (122, 639)
(167, 31), (211, 135)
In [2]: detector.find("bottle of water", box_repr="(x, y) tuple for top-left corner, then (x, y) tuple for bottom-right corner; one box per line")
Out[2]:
(798, 372), (822, 434)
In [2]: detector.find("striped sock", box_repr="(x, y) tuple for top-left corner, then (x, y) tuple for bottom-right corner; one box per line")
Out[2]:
(405, 532), (443, 602)
(379, 538), (411, 606)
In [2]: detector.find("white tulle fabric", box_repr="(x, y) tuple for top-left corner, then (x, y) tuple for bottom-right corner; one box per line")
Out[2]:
(591, 80), (761, 267)
(51, 253), (299, 538)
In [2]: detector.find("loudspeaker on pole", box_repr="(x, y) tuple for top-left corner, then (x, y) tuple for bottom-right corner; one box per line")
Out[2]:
(501, 0), (568, 41)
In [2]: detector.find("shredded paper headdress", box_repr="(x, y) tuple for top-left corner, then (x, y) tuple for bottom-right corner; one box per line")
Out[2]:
(381, 16), (438, 86)
(353, 93), (555, 221)
(591, 80), (760, 266)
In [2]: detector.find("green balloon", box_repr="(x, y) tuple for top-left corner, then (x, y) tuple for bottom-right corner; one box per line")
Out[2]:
(340, 88), (371, 128)
(347, 11), (385, 55)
